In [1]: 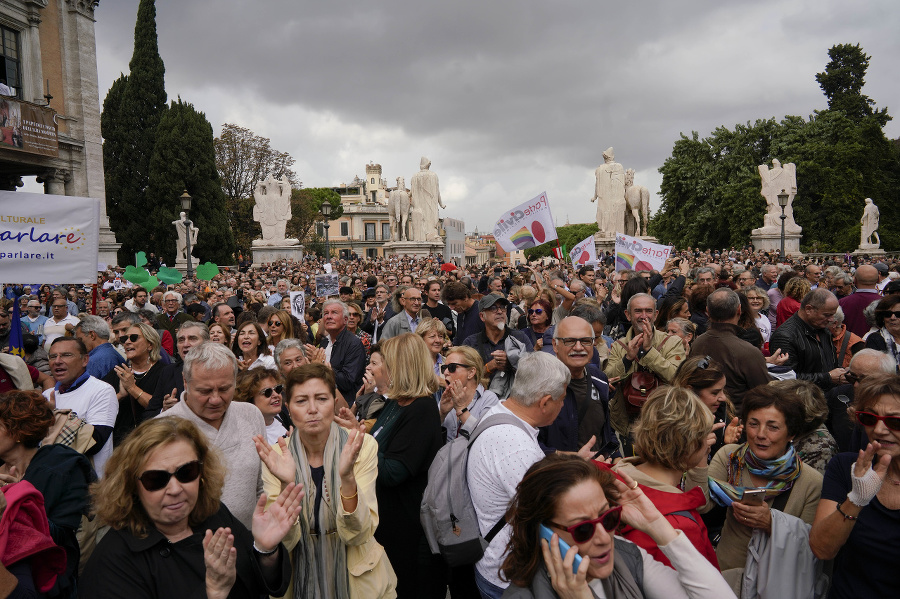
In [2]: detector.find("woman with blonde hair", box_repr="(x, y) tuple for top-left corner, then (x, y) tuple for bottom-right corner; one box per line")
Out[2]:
(266, 309), (297, 347)
(82, 417), (302, 598)
(102, 321), (173, 445)
(415, 317), (449, 379)
(612, 386), (720, 567)
(438, 345), (499, 443)
(369, 333), (445, 598)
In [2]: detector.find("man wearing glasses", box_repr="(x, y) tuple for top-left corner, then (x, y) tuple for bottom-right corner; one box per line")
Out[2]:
(461, 294), (533, 399)
(22, 299), (48, 345)
(43, 337), (118, 477)
(381, 286), (424, 340)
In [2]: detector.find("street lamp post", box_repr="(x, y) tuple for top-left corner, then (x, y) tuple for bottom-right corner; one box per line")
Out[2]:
(180, 190), (193, 280)
(321, 201), (332, 261)
(777, 189), (789, 258)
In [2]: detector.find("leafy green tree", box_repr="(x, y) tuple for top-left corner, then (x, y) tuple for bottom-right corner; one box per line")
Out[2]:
(101, 0), (167, 264)
(651, 44), (899, 252)
(146, 99), (235, 265)
(286, 188), (343, 248)
(524, 222), (599, 260)
(213, 124), (299, 250)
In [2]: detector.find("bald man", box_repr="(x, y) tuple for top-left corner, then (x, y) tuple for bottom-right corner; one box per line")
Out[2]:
(838, 264), (881, 337)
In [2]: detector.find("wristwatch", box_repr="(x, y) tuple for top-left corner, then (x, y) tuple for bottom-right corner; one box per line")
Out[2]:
(456, 407), (469, 418)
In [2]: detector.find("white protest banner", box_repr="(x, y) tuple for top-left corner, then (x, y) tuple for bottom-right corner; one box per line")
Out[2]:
(493, 192), (558, 252)
(0, 191), (99, 283)
(289, 290), (305, 322)
(615, 232), (672, 272)
(569, 234), (598, 269)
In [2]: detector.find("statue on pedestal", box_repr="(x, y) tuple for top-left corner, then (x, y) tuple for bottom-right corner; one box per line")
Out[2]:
(410, 156), (445, 241)
(860, 197), (880, 248)
(252, 174), (298, 246)
(172, 212), (198, 262)
(388, 177), (411, 241)
(753, 159), (802, 234)
(590, 147), (626, 236)
(624, 169), (650, 237)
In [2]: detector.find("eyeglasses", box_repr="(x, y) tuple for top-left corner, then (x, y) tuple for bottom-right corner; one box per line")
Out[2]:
(547, 505), (623, 543)
(484, 304), (506, 313)
(555, 337), (595, 347)
(52, 304), (67, 309)
(119, 334), (141, 344)
(138, 460), (203, 491)
(528, 308), (544, 315)
(259, 384), (284, 398)
(878, 311), (900, 319)
(845, 371), (867, 385)
(440, 362), (470, 374)
(855, 411), (900, 432)
(268, 320), (283, 327)
(48, 352), (80, 360)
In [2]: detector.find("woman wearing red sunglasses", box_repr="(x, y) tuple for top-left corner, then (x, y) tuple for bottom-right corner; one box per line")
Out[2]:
(501, 454), (735, 599)
(810, 373), (900, 599)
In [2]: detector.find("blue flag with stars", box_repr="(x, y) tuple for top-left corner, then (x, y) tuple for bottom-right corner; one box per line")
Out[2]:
(7, 299), (25, 358)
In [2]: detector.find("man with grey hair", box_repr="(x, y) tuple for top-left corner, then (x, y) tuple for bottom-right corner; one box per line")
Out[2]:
(756, 263), (778, 290)
(690, 288), (772, 410)
(695, 266), (716, 286)
(274, 338), (307, 378)
(381, 285), (424, 340)
(155, 290), (192, 354)
(826, 348), (897, 452)
(315, 299), (365, 403)
(150, 321), (210, 415)
(74, 315), (125, 380)
(467, 352), (571, 597)
(159, 342), (266, 528)
(267, 278), (290, 306)
(771, 288), (845, 390)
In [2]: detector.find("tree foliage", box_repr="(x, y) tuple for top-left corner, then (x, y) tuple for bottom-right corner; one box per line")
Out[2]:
(524, 222), (599, 260)
(651, 44), (899, 252)
(146, 99), (236, 265)
(213, 124), (299, 250)
(286, 188), (344, 248)
(101, 0), (167, 265)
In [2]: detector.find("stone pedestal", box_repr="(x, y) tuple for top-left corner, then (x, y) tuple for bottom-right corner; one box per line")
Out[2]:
(382, 240), (444, 258)
(252, 245), (305, 266)
(853, 245), (885, 256)
(751, 231), (802, 257)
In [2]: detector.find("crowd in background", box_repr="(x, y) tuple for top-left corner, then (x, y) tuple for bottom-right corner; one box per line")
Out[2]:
(1, 245), (899, 598)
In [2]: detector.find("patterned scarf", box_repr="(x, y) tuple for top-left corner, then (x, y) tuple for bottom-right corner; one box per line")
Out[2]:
(880, 327), (900, 364)
(288, 423), (351, 599)
(708, 443), (801, 507)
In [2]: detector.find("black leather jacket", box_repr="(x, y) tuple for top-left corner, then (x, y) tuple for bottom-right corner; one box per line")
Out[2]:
(770, 312), (837, 390)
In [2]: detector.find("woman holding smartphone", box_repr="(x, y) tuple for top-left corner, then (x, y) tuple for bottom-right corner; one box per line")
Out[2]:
(708, 385), (823, 570)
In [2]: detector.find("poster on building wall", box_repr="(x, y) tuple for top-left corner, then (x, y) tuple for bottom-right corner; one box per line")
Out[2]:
(0, 191), (100, 283)
(0, 97), (58, 157)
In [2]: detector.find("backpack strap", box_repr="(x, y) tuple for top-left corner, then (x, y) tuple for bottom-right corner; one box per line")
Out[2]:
(485, 516), (507, 543)
(837, 331), (851, 366)
(655, 333), (676, 353)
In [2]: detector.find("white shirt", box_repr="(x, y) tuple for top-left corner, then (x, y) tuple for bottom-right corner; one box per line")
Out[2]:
(248, 354), (276, 370)
(265, 419), (287, 444)
(44, 376), (118, 477)
(467, 402), (545, 589)
(43, 314), (80, 351)
(755, 313), (772, 343)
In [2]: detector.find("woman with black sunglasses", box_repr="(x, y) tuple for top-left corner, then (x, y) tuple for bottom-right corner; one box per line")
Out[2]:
(810, 373), (900, 599)
(864, 295), (900, 363)
(82, 417), (301, 598)
(501, 454), (735, 599)
(235, 367), (289, 443)
(438, 345), (499, 443)
(524, 299), (553, 349)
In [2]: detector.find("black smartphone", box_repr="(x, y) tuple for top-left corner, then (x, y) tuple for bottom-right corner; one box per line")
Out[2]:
(591, 440), (620, 460)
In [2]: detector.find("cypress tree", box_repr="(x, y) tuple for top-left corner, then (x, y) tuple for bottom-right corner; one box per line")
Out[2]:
(147, 99), (236, 265)
(101, 0), (167, 264)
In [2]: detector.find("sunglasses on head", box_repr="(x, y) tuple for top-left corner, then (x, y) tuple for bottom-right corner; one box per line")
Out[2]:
(547, 505), (623, 543)
(440, 362), (469, 374)
(138, 460), (202, 492)
(119, 334), (141, 344)
(260, 384), (283, 398)
(879, 310), (900, 319)
(528, 308), (544, 315)
(855, 411), (900, 431)
(697, 355), (712, 370)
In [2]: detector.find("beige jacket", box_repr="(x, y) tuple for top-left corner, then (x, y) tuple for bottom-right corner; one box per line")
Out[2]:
(262, 430), (397, 599)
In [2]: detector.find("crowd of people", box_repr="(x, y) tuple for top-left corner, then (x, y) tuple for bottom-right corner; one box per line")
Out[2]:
(0, 245), (899, 598)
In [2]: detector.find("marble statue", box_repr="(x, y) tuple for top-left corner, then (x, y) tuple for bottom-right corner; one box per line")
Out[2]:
(252, 174), (299, 246)
(408, 202), (426, 242)
(754, 159), (801, 234)
(172, 212), (198, 262)
(388, 177), (411, 241)
(410, 156), (445, 241)
(624, 169), (650, 237)
(860, 197), (880, 248)
(590, 147), (626, 236)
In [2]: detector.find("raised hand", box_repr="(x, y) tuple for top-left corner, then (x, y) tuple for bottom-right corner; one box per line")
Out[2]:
(854, 441), (892, 480)
(253, 433), (296, 485)
(338, 423), (366, 481)
(723, 417), (743, 445)
(765, 348), (789, 366)
(203, 528), (237, 599)
(333, 407), (357, 430)
(625, 333), (644, 361)
(611, 470), (675, 544)
(540, 535), (592, 599)
(575, 436), (597, 460)
(251, 482), (304, 553)
(162, 388), (179, 412)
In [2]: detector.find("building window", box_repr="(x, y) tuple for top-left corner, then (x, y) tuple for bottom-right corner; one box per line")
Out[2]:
(0, 27), (20, 98)
(365, 223), (376, 241)
(381, 223), (390, 240)
(370, 178), (375, 184)
(315, 222), (324, 237)
(367, 248), (378, 258)
(340, 222), (349, 236)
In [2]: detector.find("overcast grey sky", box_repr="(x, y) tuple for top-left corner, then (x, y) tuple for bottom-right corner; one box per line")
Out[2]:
(93, 0), (899, 233)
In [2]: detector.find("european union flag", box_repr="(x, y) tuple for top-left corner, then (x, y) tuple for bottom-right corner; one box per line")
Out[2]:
(8, 299), (24, 358)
